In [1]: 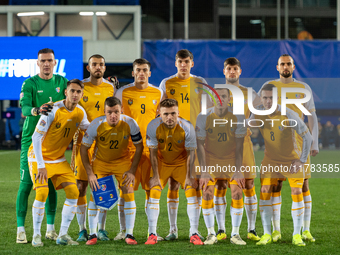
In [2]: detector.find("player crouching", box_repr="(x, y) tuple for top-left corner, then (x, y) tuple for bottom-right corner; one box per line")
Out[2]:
(80, 97), (143, 245)
(28, 79), (89, 247)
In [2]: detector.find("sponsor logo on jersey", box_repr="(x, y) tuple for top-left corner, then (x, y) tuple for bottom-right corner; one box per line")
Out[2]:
(170, 89), (175, 95)
(99, 196), (103, 201)
(100, 136), (105, 141)
(181, 85), (188, 88)
(55, 122), (61, 129)
(207, 128), (213, 133)
(39, 120), (46, 127)
(83, 96), (88, 102)
(128, 99), (133, 105)
(140, 96), (146, 98)
(95, 93), (101, 95)
(38, 90), (43, 93)
(56, 87), (60, 93)
(153, 100), (157, 105)
(101, 184), (107, 191)
(158, 138), (164, 143)
(110, 194), (113, 198)
(278, 125), (284, 131)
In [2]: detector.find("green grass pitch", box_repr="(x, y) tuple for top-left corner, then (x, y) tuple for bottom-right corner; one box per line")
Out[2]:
(0, 150), (339, 254)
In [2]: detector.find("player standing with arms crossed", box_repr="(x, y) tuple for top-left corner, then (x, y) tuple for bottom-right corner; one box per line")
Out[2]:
(259, 54), (318, 243)
(73, 54), (115, 242)
(17, 48), (68, 243)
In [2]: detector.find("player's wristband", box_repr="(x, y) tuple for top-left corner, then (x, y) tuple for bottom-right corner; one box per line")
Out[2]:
(31, 107), (40, 116)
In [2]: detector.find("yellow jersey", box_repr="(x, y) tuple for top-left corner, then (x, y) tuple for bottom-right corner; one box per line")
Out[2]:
(82, 114), (142, 164)
(196, 106), (246, 161)
(159, 74), (208, 127)
(249, 105), (309, 164)
(115, 83), (163, 152)
(146, 117), (196, 166)
(28, 100), (89, 168)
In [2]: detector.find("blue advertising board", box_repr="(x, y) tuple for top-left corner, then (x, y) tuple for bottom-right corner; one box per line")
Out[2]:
(0, 37), (83, 100)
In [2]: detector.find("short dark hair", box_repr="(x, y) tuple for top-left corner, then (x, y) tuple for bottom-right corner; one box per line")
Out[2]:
(67, 79), (84, 89)
(38, 48), (54, 57)
(260, 83), (276, 95)
(88, 54), (105, 64)
(160, 98), (178, 108)
(105, 96), (122, 108)
(224, 57), (241, 68)
(278, 54), (294, 64)
(215, 87), (230, 96)
(133, 58), (151, 69)
(176, 49), (193, 60)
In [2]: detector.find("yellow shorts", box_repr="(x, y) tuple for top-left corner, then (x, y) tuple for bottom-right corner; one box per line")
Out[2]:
(29, 161), (76, 190)
(158, 161), (187, 189)
(242, 135), (256, 179)
(92, 159), (131, 187)
(260, 159), (304, 188)
(74, 132), (95, 181)
(132, 150), (152, 191)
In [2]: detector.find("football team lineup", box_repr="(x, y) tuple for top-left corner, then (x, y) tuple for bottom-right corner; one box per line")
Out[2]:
(14, 48), (328, 251)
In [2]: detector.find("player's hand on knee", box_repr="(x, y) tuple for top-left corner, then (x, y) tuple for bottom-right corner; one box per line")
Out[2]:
(290, 159), (303, 174)
(231, 172), (245, 189)
(88, 173), (100, 191)
(185, 177), (198, 190)
(122, 171), (135, 187)
(149, 176), (162, 190)
(37, 167), (48, 184)
(199, 175), (213, 191)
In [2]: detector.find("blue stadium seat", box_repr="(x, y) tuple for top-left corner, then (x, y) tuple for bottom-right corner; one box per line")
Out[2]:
(93, 0), (139, 5)
(9, 0), (56, 4)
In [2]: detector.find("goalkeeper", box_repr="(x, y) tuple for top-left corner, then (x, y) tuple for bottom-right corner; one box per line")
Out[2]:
(16, 48), (68, 244)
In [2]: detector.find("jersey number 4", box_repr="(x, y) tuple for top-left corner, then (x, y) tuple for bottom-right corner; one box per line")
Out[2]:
(95, 101), (100, 111)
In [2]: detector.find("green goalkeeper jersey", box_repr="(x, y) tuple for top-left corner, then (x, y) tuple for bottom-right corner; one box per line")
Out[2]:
(19, 74), (68, 148)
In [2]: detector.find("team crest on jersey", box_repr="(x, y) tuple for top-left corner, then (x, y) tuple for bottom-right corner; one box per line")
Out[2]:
(158, 138), (164, 143)
(207, 128), (213, 134)
(83, 96), (88, 102)
(110, 194), (113, 198)
(153, 100), (157, 105)
(101, 184), (107, 191)
(278, 126), (284, 131)
(128, 99), (133, 105)
(124, 135), (129, 140)
(178, 140), (183, 143)
(194, 88), (199, 94)
(39, 120), (46, 127)
(56, 87), (60, 93)
(100, 136), (105, 141)
(99, 196), (103, 201)
(170, 89), (175, 95)
(55, 122), (61, 129)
